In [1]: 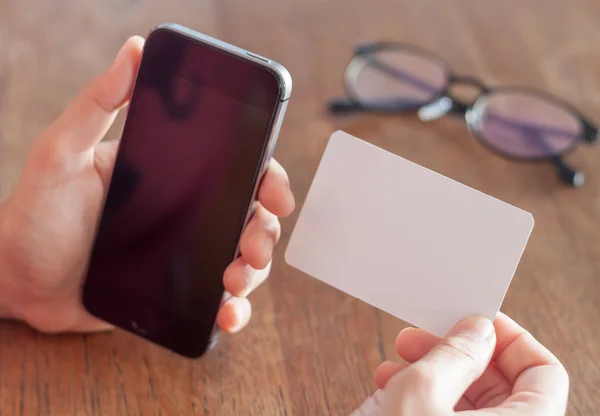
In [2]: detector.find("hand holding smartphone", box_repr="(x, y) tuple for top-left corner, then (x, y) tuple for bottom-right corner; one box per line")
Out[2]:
(82, 24), (292, 358)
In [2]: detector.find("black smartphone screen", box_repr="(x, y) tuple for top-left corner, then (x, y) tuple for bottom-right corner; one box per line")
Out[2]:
(82, 28), (284, 358)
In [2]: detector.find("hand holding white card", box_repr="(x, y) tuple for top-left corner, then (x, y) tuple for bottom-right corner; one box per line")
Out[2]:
(285, 130), (534, 337)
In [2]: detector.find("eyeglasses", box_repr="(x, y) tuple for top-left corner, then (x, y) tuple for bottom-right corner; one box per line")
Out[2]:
(328, 42), (599, 187)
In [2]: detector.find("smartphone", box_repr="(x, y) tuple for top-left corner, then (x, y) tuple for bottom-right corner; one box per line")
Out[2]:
(81, 23), (292, 358)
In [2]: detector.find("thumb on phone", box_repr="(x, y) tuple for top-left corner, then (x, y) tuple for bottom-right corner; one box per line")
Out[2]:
(382, 315), (496, 415)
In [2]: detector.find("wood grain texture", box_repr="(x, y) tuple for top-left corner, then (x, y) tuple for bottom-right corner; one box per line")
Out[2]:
(1, 0), (599, 414)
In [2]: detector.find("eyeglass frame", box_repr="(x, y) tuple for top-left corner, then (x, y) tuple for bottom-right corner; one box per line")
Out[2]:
(328, 41), (599, 187)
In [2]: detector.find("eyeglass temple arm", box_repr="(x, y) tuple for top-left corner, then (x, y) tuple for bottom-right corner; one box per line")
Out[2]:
(329, 97), (429, 113)
(328, 99), (364, 113)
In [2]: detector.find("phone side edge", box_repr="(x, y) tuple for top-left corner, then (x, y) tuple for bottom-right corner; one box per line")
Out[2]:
(233, 98), (290, 261)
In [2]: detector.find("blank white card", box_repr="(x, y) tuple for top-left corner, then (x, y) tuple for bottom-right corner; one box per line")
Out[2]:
(285, 130), (534, 337)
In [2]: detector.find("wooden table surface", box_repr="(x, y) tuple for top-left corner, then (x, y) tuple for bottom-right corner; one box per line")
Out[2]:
(1, 0), (599, 414)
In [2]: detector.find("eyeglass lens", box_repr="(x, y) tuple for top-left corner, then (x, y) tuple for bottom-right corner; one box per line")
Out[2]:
(349, 49), (447, 109)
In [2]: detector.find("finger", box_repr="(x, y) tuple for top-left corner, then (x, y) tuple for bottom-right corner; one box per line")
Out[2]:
(454, 398), (475, 412)
(371, 363), (479, 415)
(381, 367), (472, 415)
(395, 327), (438, 358)
(492, 313), (569, 411)
(374, 348), (475, 411)
(406, 315), (496, 407)
(43, 36), (144, 155)
(239, 204), (281, 270)
(216, 297), (252, 333)
(223, 257), (272, 297)
(374, 360), (409, 389)
(396, 326), (512, 409)
(493, 312), (564, 381)
(257, 159), (295, 218)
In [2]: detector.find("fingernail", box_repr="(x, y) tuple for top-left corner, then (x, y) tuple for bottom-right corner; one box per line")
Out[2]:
(449, 315), (494, 342)
(230, 303), (251, 333)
